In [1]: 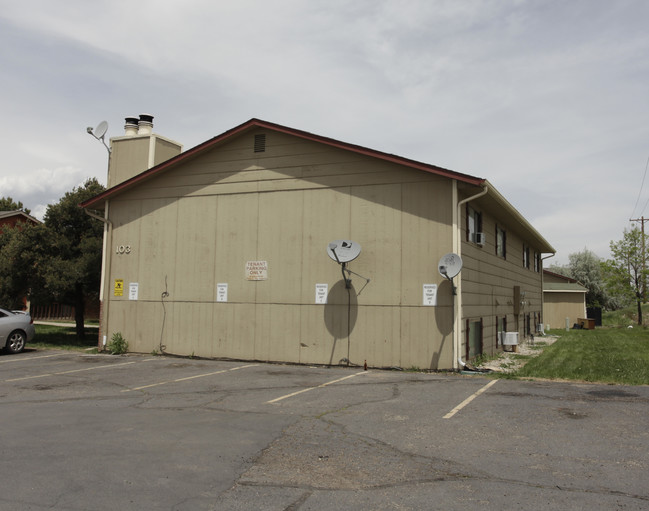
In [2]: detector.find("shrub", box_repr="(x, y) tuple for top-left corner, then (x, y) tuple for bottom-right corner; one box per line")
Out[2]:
(107, 332), (128, 355)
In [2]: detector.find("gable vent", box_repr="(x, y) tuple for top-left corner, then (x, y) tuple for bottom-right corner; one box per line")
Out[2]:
(254, 133), (266, 152)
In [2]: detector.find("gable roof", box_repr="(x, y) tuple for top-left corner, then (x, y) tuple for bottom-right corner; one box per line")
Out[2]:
(0, 210), (40, 225)
(80, 117), (555, 253)
(543, 270), (588, 292)
(81, 118), (485, 209)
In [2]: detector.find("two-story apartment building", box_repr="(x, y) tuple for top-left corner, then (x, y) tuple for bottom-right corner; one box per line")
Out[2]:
(82, 116), (555, 370)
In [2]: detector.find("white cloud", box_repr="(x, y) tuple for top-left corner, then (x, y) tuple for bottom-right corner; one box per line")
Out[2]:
(1, 0), (649, 259)
(0, 166), (92, 220)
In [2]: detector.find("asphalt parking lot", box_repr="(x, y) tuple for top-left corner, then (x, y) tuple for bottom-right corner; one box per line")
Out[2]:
(1, 349), (648, 511)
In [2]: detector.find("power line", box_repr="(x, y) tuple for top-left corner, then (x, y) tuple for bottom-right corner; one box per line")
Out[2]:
(629, 216), (647, 301)
(631, 155), (649, 219)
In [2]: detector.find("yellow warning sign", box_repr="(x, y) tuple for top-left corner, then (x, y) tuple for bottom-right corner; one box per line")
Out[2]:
(114, 279), (124, 297)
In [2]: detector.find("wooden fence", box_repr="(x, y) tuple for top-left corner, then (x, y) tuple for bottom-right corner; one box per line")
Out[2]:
(30, 304), (75, 321)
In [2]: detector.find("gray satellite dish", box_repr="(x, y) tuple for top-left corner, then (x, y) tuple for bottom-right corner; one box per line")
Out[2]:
(327, 240), (361, 263)
(87, 120), (111, 154)
(94, 120), (108, 139)
(438, 252), (463, 279)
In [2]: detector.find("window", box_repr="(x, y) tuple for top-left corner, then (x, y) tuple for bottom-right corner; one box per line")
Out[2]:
(466, 205), (482, 243)
(522, 246), (528, 268)
(496, 226), (506, 258)
(534, 251), (541, 272)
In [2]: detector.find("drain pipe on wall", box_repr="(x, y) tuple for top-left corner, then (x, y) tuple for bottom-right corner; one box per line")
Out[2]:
(453, 181), (488, 370)
(84, 204), (113, 349)
(541, 252), (556, 333)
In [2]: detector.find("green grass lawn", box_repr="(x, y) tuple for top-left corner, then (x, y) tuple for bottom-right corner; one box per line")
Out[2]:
(516, 328), (649, 385)
(30, 324), (99, 352)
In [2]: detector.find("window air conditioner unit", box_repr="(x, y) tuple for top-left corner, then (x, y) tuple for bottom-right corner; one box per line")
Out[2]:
(474, 232), (486, 246)
(503, 332), (519, 346)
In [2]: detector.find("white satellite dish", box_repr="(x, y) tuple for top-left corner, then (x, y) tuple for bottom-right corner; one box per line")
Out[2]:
(327, 240), (361, 263)
(438, 252), (463, 279)
(94, 120), (108, 139)
(87, 120), (111, 154)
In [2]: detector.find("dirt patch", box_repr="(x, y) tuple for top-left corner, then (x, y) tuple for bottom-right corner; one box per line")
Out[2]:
(477, 335), (558, 373)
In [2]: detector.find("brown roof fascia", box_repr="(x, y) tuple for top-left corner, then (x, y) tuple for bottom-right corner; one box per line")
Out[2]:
(81, 118), (485, 209)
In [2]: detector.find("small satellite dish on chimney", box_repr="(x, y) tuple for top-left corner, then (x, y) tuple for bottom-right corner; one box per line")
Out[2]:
(94, 121), (108, 139)
(86, 120), (111, 154)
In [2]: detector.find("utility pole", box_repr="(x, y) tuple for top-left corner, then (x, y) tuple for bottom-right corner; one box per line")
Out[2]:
(630, 216), (648, 302)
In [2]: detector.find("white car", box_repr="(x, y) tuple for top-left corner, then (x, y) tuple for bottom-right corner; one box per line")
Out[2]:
(0, 307), (35, 354)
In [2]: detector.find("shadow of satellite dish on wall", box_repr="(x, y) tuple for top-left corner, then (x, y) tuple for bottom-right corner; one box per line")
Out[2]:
(435, 280), (454, 336)
(324, 280), (358, 338)
(324, 280), (359, 366)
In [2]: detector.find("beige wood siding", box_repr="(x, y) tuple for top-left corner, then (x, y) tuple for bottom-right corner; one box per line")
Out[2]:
(460, 198), (545, 358)
(102, 130), (457, 368)
(543, 293), (587, 329)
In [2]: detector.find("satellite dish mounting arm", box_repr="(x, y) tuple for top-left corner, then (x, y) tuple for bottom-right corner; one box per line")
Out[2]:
(87, 121), (111, 155)
(329, 244), (352, 288)
(440, 268), (457, 296)
(342, 264), (371, 292)
(329, 242), (370, 292)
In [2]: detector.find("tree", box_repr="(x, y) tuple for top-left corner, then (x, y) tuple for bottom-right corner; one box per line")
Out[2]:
(0, 179), (105, 338)
(606, 228), (647, 325)
(567, 249), (608, 308)
(548, 249), (613, 309)
(0, 196), (30, 214)
(40, 178), (105, 338)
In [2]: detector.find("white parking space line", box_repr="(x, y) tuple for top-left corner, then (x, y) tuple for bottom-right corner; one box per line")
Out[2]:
(266, 371), (370, 404)
(443, 379), (499, 419)
(121, 363), (259, 393)
(4, 360), (139, 382)
(0, 353), (68, 364)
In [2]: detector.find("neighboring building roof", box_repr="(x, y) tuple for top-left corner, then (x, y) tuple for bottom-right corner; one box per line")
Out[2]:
(0, 210), (40, 225)
(81, 118), (555, 253)
(543, 270), (588, 293)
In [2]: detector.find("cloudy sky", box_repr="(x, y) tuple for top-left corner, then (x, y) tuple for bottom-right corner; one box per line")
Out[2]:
(1, 0), (648, 264)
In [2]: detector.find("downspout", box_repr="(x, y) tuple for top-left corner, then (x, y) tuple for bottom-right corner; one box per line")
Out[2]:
(541, 252), (556, 331)
(453, 181), (488, 370)
(84, 203), (113, 349)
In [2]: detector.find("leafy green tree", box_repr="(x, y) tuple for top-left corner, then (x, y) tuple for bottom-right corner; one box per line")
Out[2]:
(548, 250), (613, 309)
(0, 197), (30, 214)
(0, 179), (105, 338)
(567, 249), (608, 308)
(40, 178), (105, 338)
(606, 228), (647, 325)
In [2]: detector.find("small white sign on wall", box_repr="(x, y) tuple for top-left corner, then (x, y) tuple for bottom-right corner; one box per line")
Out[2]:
(216, 283), (228, 302)
(315, 283), (328, 304)
(129, 282), (139, 301)
(423, 284), (438, 306)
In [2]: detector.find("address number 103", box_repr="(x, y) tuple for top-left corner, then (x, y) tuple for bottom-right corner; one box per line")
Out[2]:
(116, 245), (132, 254)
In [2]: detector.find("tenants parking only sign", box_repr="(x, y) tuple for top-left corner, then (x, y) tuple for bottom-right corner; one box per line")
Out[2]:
(246, 261), (268, 281)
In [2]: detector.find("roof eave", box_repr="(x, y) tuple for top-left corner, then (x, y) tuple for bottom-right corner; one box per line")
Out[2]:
(81, 118), (485, 209)
(483, 180), (556, 254)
